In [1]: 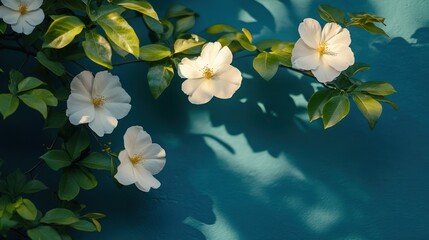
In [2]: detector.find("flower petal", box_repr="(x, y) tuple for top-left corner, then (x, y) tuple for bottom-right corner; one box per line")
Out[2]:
(143, 158), (166, 175)
(327, 28), (351, 46)
(181, 78), (204, 96)
(124, 126), (152, 157)
(141, 143), (166, 160)
(103, 102), (131, 120)
(178, 57), (203, 79)
(66, 93), (95, 125)
(88, 108), (118, 137)
(26, 0), (43, 11)
(311, 58), (341, 83)
(93, 71), (121, 96)
(134, 164), (161, 191)
(212, 46), (233, 73)
(298, 18), (321, 49)
(24, 8), (44, 26)
(187, 80), (214, 104)
(0, 6), (20, 24)
(321, 22), (342, 42)
(70, 71), (94, 97)
(211, 66), (242, 99)
(114, 151), (137, 185)
(323, 44), (354, 71)
(11, 16), (35, 34)
(103, 87), (131, 105)
(1, 0), (19, 9)
(291, 39), (320, 70)
(200, 42), (222, 66)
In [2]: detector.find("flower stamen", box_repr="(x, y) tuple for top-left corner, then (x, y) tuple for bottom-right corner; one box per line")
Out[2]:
(317, 42), (327, 56)
(202, 67), (214, 80)
(129, 154), (143, 165)
(92, 95), (105, 108)
(18, 4), (28, 15)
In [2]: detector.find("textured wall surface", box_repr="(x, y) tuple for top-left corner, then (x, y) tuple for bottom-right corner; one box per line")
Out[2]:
(1, 0), (428, 239)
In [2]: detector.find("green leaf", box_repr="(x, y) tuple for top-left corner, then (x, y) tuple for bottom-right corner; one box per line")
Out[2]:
(58, 170), (80, 201)
(352, 92), (382, 128)
(255, 39), (282, 51)
(72, 167), (97, 190)
(166, 4), (195, 18)
(318, 4), (346, 24)
(45, 110), (68, 129)
(40, 150), (72, 171)
(19, 89), (58, 119)
(35, 51), (65, 76)
(116, 0), (159, 20)
(354, 81), (396, 96)
(8, 69), (24, 94)
(322, 94), (350, 129)
(307, 89), (336, 122)
(83, 213), (106, 219)
(15, 198), (37, 221)
(91, 218), (102, 232)
(270, 42), (294, 67)
(342, 63), (370, 78)
(206, 24), (237, 34)
(242, 28), (252, 43)
(79, 152), (111, 171)
(65, 127), (90, 160)
(83, 30), (112, 69)
(97, 12), (140, 58)
(22, 180), (48, 194)
(27, 226), (61, 240)
(88, 4), (125, 22)
(30, 89), (58, 106)
(371, 95), (398, 110)
(17, 77), (45, 93)
(71, 220), (97, 232)
(360, 22), (388, 37)
(6, 169), (26, 195)
(41, 208), (79, 225)
(59, 0), (86, 12)
(173, 38), (205, 54)
(43, 16), (85, 49)
(174, 15), (195, 36)
(143, 15), (163, 34)
(0, 94), (19, 119)
(0, 20), (6, 34)
(253, 52), (279, 81)
(139, 44), (171, 61)
(235, 32), (257, 51)
(147, 61), (174, 99)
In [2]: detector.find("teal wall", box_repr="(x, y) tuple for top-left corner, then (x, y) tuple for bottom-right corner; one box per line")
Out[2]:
(1, 0), (429, 239)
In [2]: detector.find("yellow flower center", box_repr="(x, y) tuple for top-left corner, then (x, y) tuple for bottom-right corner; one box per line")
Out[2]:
(130, 154), (143, 165)
(317, 42), (328, 56)
(202, 67), (214, 79)
(18, 4), (28, 15)
(92, 95), (105, 108)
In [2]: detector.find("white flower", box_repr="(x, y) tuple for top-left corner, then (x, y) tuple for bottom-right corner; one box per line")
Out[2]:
(0, 0), (45, 35)
(66, 70), (131, 137)
(292, 18), (355, 83)
(114, 126), (166, 192)
(178, 41), (242, 104)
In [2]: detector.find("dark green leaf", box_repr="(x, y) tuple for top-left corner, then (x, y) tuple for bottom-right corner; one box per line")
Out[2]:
(139, 44), (171, 61)
(65, 127), (90, 160)
(15, 198), (37, 221)
(79, 152), (111, 171)
(88, 4), (125, 22)
(40, 150), (72, 171)
(22, 180), (48, 194)
(166, 4), (195, 19)
(97, 12), (140, 58)
(147, 61), (174, 99)
(71, 167), (97, 190)
(342, 63), (370, 78)
(322, 94), (350, 129)
(253, 52), (279, 81)
(318, 4), (346, 24)
(83, 213), (106, 219)
(354, 81), (396, 96)
(17, 77), (45, 93)
(360, 22), (388, 37)
(8, 69), (24, 94)
(6, 170), (26, 195)
(371, 95), (398, 110)
(174, 15), (195, 36)
(352, 92), (382, 128)
(0, 21), (6, 34)
(43, 16), (85, 49)
(71, 220), (97, 232)
(116, 0), (159, 20)
(206, 24), (238, 34)
(83, 30), (112, 69)
(45, 110), (68, 129)
(307, 89), (336, 122)
(0, 94), (19, 119)
(27, 226), (61, 240)
(58, 170), (80, 201)
(35, 51), (65, 76)
(41, 208), (79, 225)
(143, 15), (163, 34)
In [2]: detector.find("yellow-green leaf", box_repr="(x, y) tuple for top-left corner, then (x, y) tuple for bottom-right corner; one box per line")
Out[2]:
(139, 44), (171, 61)
(117, 0), (159, 20)
(0, 94), (19, 119)
(147, 62), (174, 99)
(352, 92), (382, 128)
(83, 30), (112, 69)
(253, 52), (279, 81)
(322, 94), (350, 129)
(43, 16), (85, 49)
